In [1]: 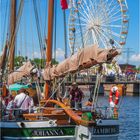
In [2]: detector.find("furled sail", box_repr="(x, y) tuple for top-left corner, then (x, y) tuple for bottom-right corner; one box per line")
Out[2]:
(42, 44), (119, 80)
(8, 61), (34, 85)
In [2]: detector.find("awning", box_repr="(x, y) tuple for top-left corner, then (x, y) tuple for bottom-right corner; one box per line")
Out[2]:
(9, 83), (29, 91)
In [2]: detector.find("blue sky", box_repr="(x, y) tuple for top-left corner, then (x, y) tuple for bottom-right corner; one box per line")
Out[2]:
(118, 0), (139, 66)
(0, 0), (139, 66)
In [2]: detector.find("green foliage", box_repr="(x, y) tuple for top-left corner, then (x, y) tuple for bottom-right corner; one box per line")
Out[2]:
(14, 56), (25, 67)
(32, 58), (59, 68)
(32, 58), (46, 68)
(14, 56), (59, 68)
(52, 58), (59, 65)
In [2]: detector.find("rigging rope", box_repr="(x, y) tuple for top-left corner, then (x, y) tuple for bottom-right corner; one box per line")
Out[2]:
(8, 0), (24, 70)
(2, 0), (8, 48)
(35, 80), (42, 109)
(1, 0), (24, 82)
(33, 0), (44, 66)
(94, 74), (102, 106)
(30, 1), (35, 60)
(91, 65), (103, 110)
(19, 22), (22, 58)
(23, 5), (27, 58)
(37, 0), (44, 39)
(92, 73), (99, 104)
(44, 73), (71, 107)
(57, 78), (68, 100)
(37, 0), (46, 62)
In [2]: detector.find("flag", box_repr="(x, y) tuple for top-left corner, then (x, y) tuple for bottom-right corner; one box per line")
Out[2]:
(60, 0), (68, 10)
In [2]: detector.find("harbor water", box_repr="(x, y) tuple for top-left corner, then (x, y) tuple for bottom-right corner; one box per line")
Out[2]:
(97, 96), (139, 140)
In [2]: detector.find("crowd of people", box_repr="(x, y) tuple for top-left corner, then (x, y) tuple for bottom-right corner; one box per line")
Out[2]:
(0, 81), (120, 120)
(0, 82), (94, 119)
(0, 87), (34, 120)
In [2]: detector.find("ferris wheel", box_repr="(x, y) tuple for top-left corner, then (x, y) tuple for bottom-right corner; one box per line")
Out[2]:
(68, 0), (129, 54)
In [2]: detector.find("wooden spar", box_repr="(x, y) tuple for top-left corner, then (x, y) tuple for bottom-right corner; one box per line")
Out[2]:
(47, 100), (95, 126)
(9, 0), (16, 71)
(45, 0), (54, 100)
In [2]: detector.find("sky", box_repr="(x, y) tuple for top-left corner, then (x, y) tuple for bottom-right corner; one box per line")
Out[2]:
(117, 0), (140, 66)
(0, 0), (139, 67)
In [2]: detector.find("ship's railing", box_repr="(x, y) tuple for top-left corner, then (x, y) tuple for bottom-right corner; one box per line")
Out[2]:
(84, 106), (119, 120)
(1, 106), (69, 121)
(0, 105), (118, 121)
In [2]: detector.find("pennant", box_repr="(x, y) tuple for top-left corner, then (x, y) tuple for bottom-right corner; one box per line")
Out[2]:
(60, 0), (68, 10)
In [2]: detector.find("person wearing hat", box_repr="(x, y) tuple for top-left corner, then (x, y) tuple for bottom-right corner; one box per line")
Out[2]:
(70, 82), (84, 110)
(14, 88), (34, 115)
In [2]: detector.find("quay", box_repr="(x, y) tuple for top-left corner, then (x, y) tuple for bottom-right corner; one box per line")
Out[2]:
(65, 78), (140, 96)
(65, 81), (140, 85)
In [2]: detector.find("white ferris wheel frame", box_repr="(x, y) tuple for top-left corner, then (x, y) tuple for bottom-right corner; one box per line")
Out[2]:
(68, 0), (129, 54)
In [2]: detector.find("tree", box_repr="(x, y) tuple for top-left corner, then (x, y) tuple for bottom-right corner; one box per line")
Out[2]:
(32, 58), (45, 68)
(14, 56), (59, 68)
(32, 58), (59, 68)
(52, 58), (59, 65)
(14, 56), (25, 67)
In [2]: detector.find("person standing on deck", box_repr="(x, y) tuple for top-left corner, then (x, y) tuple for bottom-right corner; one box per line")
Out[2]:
(109, 84), (120, 118)
(109, 84), (120, 108)
(14, 88), (34, 114)
(70, 82), (84, 110)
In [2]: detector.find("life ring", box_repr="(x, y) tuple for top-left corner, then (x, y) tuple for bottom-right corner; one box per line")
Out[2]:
(109, 87), (119, 105)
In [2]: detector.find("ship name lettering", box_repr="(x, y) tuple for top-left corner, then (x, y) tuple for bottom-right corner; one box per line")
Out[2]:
(32, 129), (64, 136)
(93, 127), (117, 135)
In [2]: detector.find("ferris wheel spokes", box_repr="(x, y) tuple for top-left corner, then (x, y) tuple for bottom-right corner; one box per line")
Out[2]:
(68, 0), (129, 54)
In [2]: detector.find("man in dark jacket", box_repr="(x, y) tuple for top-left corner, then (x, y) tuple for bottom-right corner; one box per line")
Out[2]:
(70, 82), (84, 110)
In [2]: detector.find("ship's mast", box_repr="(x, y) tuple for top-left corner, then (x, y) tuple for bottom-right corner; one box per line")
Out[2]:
(45, 0), (54, 99)
(9, 0), (16, 71)
(0, 42), (8, 77)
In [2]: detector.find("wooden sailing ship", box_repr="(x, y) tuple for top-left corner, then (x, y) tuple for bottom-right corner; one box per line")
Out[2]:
(0, 0), (129, 139)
